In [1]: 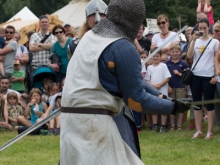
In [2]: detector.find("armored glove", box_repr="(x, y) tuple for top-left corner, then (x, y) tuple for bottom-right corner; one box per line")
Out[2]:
(171, 98), (193, 115)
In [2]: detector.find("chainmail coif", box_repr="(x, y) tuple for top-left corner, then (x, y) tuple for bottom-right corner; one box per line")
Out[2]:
(92, 0), (146, 42)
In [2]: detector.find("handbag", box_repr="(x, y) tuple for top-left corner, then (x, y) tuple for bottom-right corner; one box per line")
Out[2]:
(49, 53), (62, 66)
(181, 39), (212, 85)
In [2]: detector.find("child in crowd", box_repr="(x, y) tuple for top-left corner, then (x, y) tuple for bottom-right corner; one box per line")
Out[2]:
(41, 77), (53, 104)
(47, 83), (61, 135)
(0, 89), (12, 130)
(0, 26), (6, 76)
(7, 92), (23, 127)
(140, 50), (148, 60)
(16, 88), (47, 127)
(146, 47), (171, 133)
(11, 60), (25, 93)
(197, 0), (214, 25)
(41, 78), (65, 135)
(160, 54), (168, 63)
(165, 44), (188, 131)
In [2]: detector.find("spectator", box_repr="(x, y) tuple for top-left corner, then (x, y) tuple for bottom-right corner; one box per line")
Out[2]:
(26, 31), (34, 51)
(146, 47), (171, 133)
(29, 15), (56, 67)
(17, 88), (47, 127)
(160, 54), (168, 63)
(50, 25), (72, 83)
(145, 31), (154, 41)
(136, 24), (151, 52)
(140, 50), (148, 60)
(213, 21), (220, 131)
(14, 32), (29, 72)
(187, 18), (219, 139)
(0, 25), (17, 80)
(0, 27), (5, 48)
(0, 27), (6, 76)
(165, 44), (188, 131)
(0, 89), (12, 130)
(6, 91), (23, 127)
(197, 0), (214, 25)
(41, 77), (53, 104)
(151, 14), (179, 55)
(63, 22), (73, 34)
(0, 76), (26, 109)
(46, 83), (62, 135)
(0, 26), (5, 38)
(65, 33), (74, 38)
(191, 12), (213, 35)
(11, 60), (25, 93)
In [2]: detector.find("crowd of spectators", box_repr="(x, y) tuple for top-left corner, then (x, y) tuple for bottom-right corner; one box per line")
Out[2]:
(0, 0), (220, 140)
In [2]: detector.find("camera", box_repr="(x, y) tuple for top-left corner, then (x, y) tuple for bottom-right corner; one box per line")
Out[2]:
(198, 31), (204, 37)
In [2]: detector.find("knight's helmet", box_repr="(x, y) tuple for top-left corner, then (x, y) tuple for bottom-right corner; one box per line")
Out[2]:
(85, 0), (107, 23)
(92, 0), (146, 42)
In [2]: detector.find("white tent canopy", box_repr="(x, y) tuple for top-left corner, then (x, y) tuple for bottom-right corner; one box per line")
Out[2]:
(52, 0), (90, 27)
(7, 6), (39, 22)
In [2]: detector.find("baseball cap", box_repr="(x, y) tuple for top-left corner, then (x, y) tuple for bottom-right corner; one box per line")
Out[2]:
(14, 59), (20, 65)
(63, 22), (71, 27)
(145, 31), (154, 37)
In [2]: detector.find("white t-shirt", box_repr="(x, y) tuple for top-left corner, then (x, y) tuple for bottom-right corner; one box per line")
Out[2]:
(192, 38), (219, 77)
(49, 92), (62, 106)
(146, 63), (171, 95)
(152, 31), (180, 47)
(15, 44), (29, 71)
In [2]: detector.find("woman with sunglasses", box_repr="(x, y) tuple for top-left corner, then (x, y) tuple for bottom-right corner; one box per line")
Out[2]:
(50, 25), (72, 83)
(213, 21), (220, 131)
(151, 14), (179, 55)
(187, 18), (219, 139)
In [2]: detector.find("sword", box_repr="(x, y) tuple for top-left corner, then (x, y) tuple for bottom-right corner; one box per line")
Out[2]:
(177, 98), (220, 107)
(0, 108), (61, 152)
(142, 25), (188, 66)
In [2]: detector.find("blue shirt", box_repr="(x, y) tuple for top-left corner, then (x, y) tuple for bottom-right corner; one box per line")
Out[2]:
(165, 58), (188, 88)
(0, 36), (5, 49)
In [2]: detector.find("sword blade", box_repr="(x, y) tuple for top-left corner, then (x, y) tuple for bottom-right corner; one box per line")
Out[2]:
(0, 108), (61, 152)
(142, 25), (188, 66)
(190, 99), (220, 106)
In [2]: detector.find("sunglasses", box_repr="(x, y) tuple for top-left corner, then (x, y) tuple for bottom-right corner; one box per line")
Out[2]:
(214, 29), (220, 33)
(157, 21), (166, 26)
(54, 31), (63, 35)
(5, 31), (14, 34)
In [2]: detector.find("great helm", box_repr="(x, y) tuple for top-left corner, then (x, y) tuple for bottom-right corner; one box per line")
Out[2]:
(85, 0), (107, 22)
(92, 0), (146, 42)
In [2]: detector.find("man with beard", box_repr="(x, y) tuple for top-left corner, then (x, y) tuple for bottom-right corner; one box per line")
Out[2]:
(61, 0), (190, 164)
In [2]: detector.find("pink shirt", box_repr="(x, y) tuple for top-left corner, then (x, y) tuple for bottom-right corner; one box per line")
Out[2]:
(201, 6), (214, 25)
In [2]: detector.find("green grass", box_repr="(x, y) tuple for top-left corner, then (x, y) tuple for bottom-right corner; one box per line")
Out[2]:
(0, 120), (220, 165)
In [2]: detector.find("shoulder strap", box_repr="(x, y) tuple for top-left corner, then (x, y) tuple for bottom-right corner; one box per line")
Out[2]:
(20, 45), (24, 53)
(192, 39), (212, 71)
(40, 32), (51, 43)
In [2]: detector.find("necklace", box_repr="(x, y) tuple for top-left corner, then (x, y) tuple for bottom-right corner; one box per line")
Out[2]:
(161, 31), (169, 36)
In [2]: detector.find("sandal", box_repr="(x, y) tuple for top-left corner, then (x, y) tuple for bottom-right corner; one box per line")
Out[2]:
(170, 127), (174, 131)
(177, 127), (182, 131)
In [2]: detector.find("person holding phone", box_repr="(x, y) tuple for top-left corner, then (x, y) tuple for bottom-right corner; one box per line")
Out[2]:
(187, 18), (220, 139)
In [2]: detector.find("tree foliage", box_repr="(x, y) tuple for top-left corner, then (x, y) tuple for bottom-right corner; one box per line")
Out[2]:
(1, 0), (220, 29)
(103, 0), (220, 29)
(0, 0), (69, 23)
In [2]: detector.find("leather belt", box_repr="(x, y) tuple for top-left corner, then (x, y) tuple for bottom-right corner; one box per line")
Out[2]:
(61, 107), (114, 116)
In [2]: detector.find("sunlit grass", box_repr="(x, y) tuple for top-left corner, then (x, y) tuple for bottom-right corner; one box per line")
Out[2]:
(0, 120), (220, 165)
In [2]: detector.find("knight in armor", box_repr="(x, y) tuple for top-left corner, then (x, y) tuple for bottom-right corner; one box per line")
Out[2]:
(68, 0), (141, 158)
(61, 0), (190, 164)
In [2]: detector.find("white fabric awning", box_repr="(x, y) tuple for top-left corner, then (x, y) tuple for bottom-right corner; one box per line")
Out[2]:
(52, 0), (90, 27)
